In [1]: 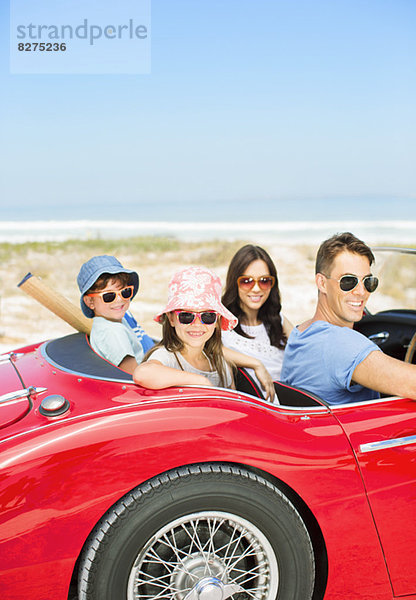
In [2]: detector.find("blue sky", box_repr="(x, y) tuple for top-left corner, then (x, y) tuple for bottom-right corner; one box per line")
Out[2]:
(1, 0), (415, 220)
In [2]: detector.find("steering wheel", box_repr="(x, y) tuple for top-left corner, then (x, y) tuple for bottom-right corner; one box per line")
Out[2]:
(405, 331), (416, 363)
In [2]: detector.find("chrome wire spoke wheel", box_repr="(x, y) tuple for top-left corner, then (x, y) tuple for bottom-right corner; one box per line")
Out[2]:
(79, 465), (315, 600)
(127, 511), (278, 600)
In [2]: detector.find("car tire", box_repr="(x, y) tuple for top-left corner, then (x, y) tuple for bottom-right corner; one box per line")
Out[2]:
(78, 463), (315, 600)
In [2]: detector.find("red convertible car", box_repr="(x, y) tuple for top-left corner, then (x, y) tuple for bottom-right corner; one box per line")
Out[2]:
(1, 248), (416, 600)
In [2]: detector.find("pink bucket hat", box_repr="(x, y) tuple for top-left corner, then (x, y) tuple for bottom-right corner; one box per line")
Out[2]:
(154, 266), (238, 331)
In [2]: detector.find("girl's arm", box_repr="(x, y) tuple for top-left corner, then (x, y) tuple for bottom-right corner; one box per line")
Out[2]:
(223, 347), (275, 401)
(133, 359), (213, 390)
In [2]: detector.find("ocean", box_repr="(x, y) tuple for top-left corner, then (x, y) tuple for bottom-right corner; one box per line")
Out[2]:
(1, 197), (415, 245)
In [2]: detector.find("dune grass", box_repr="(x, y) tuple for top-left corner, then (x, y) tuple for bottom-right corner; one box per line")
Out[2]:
(1, 237), (414, 350)
(0, 236), (253, 347)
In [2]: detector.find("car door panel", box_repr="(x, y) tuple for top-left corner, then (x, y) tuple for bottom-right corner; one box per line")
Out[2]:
(334, 398), (416, 597)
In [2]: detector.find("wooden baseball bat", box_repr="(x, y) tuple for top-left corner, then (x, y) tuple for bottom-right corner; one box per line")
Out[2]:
(18, 273), (92, 334)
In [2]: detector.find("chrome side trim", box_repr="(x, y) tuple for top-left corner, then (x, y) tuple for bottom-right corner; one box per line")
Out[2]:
(0, 352), (24, 363)
(360, 434), (416, 453)
(330, 395), (400, 409)
(40, 344), (328, 412)
(0, 386), (47, 405)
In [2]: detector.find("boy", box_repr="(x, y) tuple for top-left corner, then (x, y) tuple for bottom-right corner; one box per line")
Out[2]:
(78, 255), (153, 374)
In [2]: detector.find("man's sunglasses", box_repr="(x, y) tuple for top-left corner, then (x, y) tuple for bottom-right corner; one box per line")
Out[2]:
(237, 276), (275, 291)
(86, 285), (134, 303)
(323, 274), (379, 293)
(174, 310), (218, 325)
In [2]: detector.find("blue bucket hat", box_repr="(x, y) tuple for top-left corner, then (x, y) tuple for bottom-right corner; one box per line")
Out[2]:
(77, 255), (139, 318)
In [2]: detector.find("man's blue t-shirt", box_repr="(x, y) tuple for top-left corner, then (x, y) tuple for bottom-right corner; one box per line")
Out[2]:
(281, 321), (381, 405)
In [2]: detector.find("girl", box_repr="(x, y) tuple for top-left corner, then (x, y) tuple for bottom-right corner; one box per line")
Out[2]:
(222, 245), (293, 386)
(133, 266), (275, 399)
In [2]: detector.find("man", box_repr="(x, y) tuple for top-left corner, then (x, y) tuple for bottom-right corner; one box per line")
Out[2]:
(281, 231), (416, 404)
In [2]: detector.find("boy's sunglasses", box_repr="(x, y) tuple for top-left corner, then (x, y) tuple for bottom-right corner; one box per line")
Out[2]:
(174, 310), (218, 325)
(237, 276), (275, 291)
(323, 274), (379, 293)
(86, 285), (134, 303)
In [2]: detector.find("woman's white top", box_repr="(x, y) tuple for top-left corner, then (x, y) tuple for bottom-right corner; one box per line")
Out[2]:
(222, 321), (285, 387)
(149, 346), (234, 389)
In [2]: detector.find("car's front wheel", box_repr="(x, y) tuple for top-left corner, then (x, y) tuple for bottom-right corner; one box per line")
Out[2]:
(78, 464), (315, 600)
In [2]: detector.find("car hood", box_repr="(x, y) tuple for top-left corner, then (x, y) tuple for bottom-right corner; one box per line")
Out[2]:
(0, 338), (134, 440)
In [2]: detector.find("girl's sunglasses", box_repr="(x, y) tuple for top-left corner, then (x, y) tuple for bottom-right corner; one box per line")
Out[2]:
(237, 276), (275, 291)
(324, 274), (379, 293)
(86, 285), (134, 303)
(174, 310), (218, 325)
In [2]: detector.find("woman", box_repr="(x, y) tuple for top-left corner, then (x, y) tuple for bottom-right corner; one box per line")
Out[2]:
(222, 245), (292, 385)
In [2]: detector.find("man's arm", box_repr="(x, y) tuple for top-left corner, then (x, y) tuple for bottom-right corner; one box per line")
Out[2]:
(353, 350), (416, 399)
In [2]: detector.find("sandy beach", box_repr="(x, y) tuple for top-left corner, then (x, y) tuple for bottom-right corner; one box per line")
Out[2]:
(0, 235), (411, 353)
(0, 237), (320, 352)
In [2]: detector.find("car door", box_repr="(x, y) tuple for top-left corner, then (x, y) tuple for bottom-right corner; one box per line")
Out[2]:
(333, 397), (416, 597)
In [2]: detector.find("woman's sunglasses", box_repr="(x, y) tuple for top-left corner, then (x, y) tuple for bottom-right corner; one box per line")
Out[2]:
(324, 274), (379, 293)
(237, 276), (275, 291)
(86, 285), (134, 303)
(174, 310), (218, 325)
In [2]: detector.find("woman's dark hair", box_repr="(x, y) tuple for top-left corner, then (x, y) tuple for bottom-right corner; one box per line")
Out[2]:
(144, 315), (230, 388)
(222, 245), (286, 349)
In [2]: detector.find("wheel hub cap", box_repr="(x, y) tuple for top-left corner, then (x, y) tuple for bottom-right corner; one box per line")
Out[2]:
(184, 576), (244, 600)
(172, 554), (226, 592)
(195, 578), (224, 600)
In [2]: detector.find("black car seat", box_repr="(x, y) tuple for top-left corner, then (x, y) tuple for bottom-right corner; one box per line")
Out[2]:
(235, 367), (265, 399)
(274, 381), (323, 407)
